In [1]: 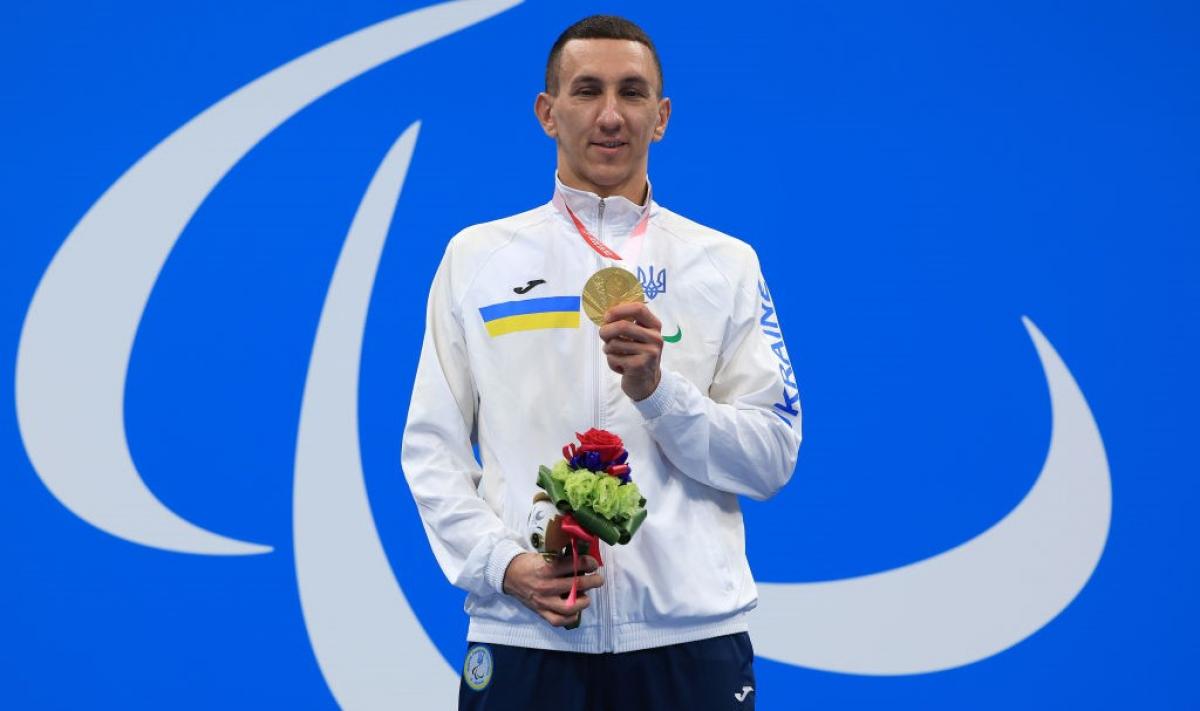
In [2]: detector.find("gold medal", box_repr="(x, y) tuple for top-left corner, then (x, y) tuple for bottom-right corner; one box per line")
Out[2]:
(582, 267), (644, 326)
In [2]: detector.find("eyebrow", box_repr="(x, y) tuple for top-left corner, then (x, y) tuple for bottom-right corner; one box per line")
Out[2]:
(569, 74), (653, 90)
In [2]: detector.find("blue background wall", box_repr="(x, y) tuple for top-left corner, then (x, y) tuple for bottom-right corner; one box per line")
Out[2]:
(2, 1), (1197, 707)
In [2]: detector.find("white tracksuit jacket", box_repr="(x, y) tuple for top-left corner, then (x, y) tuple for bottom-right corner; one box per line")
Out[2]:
(401, 177), (802, 653)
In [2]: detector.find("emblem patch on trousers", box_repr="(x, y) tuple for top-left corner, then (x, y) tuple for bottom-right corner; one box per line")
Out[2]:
(463, 645), (493, 691)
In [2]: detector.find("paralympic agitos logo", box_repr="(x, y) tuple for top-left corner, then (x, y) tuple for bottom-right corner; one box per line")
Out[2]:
(14, 1), (1112, 707)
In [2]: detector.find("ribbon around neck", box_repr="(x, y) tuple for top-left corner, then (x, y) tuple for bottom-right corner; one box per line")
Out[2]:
(552, 189), (652, 263)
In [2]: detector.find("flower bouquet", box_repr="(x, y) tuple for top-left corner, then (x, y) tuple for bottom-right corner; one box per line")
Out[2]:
(526, 429), (648, 628)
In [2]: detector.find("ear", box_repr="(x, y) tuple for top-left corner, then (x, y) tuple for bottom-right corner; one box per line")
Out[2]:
(652, 97), (672, 142)
(534, 92), (557, 138)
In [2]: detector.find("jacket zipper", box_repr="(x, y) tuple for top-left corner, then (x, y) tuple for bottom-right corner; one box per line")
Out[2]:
(597, 198), (605, 245)
(593, 197), (617, 653)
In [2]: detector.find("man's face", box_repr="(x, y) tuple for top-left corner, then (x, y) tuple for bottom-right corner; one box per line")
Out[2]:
(535, 39), (670, 202)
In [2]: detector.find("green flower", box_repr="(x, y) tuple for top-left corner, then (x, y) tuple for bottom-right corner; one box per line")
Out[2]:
(564, 470), (598, 511)
(591, 475), (621, 518)
(550, 459), (573, 482)
(616, 482), (645, 520)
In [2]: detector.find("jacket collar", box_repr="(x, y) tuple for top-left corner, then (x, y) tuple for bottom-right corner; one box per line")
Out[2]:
(552, 174), (654, 237)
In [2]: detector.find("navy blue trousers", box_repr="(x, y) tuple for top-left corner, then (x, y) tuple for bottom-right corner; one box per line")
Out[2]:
(459, 633), (756, 710)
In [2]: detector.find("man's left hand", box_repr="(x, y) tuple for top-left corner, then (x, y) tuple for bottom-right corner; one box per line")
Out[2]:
(599, 302), (663, 401)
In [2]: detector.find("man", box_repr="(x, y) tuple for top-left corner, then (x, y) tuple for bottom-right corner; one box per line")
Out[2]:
(402, 15), (801, 710)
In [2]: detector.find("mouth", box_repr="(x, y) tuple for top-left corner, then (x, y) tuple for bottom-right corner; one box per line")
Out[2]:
(591, 140), (627, 150)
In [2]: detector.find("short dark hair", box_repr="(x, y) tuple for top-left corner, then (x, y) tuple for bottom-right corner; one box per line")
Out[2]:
(545, 15), (663, 97)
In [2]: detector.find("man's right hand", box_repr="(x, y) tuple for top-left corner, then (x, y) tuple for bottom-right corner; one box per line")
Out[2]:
(501, 552), (604, 627)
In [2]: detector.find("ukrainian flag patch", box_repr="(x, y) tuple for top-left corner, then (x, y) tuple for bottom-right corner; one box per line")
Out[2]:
(479, 296), (580, 337)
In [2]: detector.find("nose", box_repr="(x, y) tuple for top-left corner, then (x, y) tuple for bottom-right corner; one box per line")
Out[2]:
(597, 94), (623, 132)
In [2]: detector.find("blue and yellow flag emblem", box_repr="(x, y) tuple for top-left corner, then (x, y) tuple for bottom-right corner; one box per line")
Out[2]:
(479, 296), (580, 337)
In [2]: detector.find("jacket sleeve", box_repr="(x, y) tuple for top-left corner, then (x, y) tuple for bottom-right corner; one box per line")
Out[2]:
(633, 246), (801, 500)
(401, 244), (526, 597)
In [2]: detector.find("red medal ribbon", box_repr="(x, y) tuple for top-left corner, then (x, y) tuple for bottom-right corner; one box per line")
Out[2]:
(559, 513), (603, 607)
(552, 188), (652, 261)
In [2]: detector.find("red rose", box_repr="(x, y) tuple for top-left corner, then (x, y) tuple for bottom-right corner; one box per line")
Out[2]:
(577, 428), (623, 447)
(575, 428), (625, 462)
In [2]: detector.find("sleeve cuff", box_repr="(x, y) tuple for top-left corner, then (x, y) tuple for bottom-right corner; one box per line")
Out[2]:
(484, 537), (527, 595)
(633, 369), (680, 420)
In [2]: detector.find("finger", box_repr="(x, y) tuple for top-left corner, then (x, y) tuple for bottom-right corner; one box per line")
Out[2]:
(606, 353), (657, 374)
(602, 301), (642, 323)
(540, 610), (574, 627)
(542, 565), (602, 594)
(547, 554), (599, 574)
(546, 553), (603, 577)
(538, 574), (581, 598)
(545, 557), (582, 577)
(544, 610), (584, 628)
(543, 572), (602, 599)
(556, 566), (604, 591)
(604, 354), (628, 375)
(535, 592), (590, 617)
(603, 302), (661, 330)
(603, 339), (653, 357)
(604, 331), (662, 355)
(573, 571), (605, 592)
(548, 579), (604, 605)
(599, 319), (662, 344)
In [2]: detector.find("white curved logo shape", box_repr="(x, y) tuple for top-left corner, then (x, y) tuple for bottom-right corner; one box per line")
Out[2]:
(14, 0), (1110, 702)
(293, 121), (459, 709)
(753, 316), (1112, 674)
(13, 0), (520, 555)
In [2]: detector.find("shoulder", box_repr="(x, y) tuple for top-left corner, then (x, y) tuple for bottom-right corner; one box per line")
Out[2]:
(436, 204), (554, 301)
(653, 204), (762, 278)
(447, 205), (554, 258)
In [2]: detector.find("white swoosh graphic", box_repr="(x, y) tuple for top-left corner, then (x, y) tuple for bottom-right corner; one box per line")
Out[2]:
(294, 122), (455, 708)
(754, 316), (1111, 674)
(14, 0), (521, 554)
